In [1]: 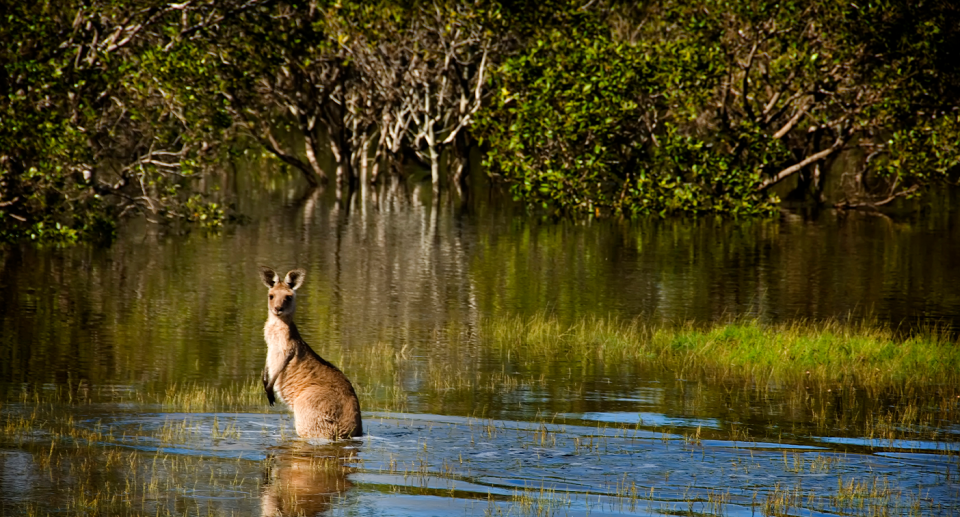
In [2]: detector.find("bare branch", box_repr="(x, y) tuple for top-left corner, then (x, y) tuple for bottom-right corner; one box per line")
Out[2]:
(835, 185), (920, 209)
(758, 139), (843, 190)
(772, 99), (812, 139)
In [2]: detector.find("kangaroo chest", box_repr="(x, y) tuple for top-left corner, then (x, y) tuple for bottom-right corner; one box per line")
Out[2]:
(263, 319), (299, 399)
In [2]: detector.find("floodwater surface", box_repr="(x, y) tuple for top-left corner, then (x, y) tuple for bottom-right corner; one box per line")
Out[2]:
(1, 173), (959, 516)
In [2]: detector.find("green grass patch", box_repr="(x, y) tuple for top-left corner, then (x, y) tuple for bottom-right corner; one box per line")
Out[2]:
(488, 314), (960, 389)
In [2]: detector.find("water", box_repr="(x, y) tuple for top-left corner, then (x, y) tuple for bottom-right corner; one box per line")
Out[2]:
(1, 174), (959, 515)
(1, 406), (956, 516)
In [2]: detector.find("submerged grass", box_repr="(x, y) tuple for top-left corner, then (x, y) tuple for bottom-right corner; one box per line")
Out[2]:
(0, 399), (266, 516)
(489, 313), (960, 390)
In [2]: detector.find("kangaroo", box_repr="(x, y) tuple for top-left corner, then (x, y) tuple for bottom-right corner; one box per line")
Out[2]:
(258, 266), (362, 440)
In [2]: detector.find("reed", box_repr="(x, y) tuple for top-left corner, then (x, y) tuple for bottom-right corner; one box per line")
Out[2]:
(159, 381), (263, 412)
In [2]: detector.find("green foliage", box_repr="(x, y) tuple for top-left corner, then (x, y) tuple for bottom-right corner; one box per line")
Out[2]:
(475, 17), (654, 215)
(0, 1), (248, 245)
(0, 3), (112, 243)
(876, 113), (960, 187)
(474, 3), (782, 216)
(183, 195), (227, 228)
(629, 126), (782, 216)
(475, 0), (960, 216)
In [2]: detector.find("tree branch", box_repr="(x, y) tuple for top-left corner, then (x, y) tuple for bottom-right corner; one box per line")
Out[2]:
(758, 137), (843, 190)
(772, 98), (811, 139)
(835, 185), (919, 209)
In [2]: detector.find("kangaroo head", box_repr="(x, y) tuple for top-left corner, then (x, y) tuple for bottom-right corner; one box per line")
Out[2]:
(259, 267), (306, 320)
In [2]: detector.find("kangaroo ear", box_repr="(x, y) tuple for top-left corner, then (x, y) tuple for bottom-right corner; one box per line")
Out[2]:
(259, 266), (279, 288)
(285, 269), (306, 290)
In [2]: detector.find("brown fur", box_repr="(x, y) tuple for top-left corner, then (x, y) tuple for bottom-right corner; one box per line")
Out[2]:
(259, 266), (362, 440)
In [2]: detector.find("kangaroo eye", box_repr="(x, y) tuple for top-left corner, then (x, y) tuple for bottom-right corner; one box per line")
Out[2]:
(269, 294), (274, 300)
(285, 296), (292, 303)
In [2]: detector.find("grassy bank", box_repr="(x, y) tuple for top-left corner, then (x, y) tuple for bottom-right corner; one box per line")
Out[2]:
(490, 314), (960, 389)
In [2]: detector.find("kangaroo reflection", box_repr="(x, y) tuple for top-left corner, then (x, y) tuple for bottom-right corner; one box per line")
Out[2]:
(260, 444), (357, 517)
